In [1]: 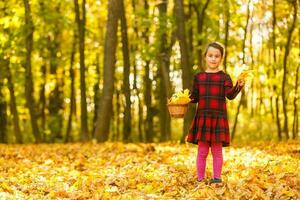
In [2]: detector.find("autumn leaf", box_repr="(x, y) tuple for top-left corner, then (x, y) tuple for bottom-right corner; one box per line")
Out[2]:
(0, 141), (299, 199)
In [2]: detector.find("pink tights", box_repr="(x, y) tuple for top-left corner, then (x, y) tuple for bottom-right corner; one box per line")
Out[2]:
(197, 141), (223, 180)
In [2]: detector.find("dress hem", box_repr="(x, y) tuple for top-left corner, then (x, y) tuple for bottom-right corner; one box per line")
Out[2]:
(187, 139), (230, 147)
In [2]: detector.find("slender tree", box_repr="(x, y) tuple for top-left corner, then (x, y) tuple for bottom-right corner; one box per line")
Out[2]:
(223, 0), (230, 72)
(23, 0), (41, 143)
(292, 65), (299, 139)
(93, 12), (105, 137)
(156, 0), (172, 141)
(193, 0), (210, 71)
(131, 0), (145, 142)
(175, 0), (194, 142)
(120, 0), (132, 142)
(93, 53), (101, 138)
(3, 59), (22, 143)
(272, 0), (282, 140)
(187, 0), (194, 65)
(47, 4), (64, 141)
(0, 67), (7, 143)
(231, 0), (251, 141)
(37, 1), (47, 141)
(95, 0), (120, 142)
(65, 33), (77, 143)
(116, 88), (121, 140)
(74, 0), (89, 141)
(281, 0), (297, 139)
(38, 57), (46, 141)
(141, 0), (154, 142)
(1, 3), (22, 143)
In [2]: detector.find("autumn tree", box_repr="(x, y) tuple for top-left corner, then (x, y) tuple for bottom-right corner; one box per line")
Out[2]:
(23, 0), (41, 143)
(95, 0), (120, 142)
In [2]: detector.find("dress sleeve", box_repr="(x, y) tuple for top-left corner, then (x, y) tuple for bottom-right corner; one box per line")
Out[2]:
(225, 74), (243, 100)
(189, 75), (199, 103)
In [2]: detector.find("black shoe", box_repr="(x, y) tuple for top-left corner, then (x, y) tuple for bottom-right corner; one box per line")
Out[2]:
(197, 178), (204, 182)
(209, 178), (222, 184)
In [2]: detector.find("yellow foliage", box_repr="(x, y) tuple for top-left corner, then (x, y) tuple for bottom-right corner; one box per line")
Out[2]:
(238, 69), (254, 81)
(168, 89), (191, 105)
(0, 141), (299, 199)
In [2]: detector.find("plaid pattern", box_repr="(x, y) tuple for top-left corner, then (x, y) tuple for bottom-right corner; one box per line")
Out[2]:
(187, 71), (243, 147)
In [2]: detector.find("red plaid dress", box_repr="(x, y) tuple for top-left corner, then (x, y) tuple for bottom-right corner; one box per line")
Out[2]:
(187, 71), (243, 147)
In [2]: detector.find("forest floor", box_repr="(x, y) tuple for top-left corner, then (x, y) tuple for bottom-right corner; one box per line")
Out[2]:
(0, 140), (299, 199)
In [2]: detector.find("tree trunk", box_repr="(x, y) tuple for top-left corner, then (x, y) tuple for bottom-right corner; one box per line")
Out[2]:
(48, 28), (63, 142)
(275, 96), (282, 140)
(144, 60), (153, 143)
(241, 0), (251, 65)
(249, 20), (255, 118)
(74, 0), (89, 141)
(240, 0), (251, 107)
(132, 44), (144, 142)
(141, 0), (153, 143)
(187, 0), (194, 62)
(1, 4), (22, 144)
(292, 65), (299, 139)
(0, 75), (7, 143)
(281, 0), (297, 139)
(272, 0), (281, 140)
(116, 89), (121, 141)
(120, 0), (132, 142)
(132, 49), (144, 142)
(49, 6), (64, 141)
(193, 0), (210, 71)
(38, 1), (47, 142)
(250, 80), (254, 117)
(158, 2), (172, 100)
(93, 53), (101, 138)
(158, 70), (170, 142)
(231, 0), (251, 141)
(138, 91), (143, 142)
(231, 100), (242, 142)
(241, 0), (251, 109)
(94, 0), (120, 142)
(131, 0), (144, 142)
(268, 50), (275, 120)
(223, 0), (230, 72)
(7, 62), (23, 143)
(38, 61), (46, 141)
(157, 0), (171, 141)
(2, 58), (22, 143)
(258, 86), (263, 137)
(23, 0), (41, 143)
(65, 33), (77, 143)
(175, 0), (194, 142)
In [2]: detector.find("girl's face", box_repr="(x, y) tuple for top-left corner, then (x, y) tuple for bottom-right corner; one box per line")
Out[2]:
(205, 47), (223, 71)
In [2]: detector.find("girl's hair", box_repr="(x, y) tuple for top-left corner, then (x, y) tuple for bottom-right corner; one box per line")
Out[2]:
(204, 42), (225, 58)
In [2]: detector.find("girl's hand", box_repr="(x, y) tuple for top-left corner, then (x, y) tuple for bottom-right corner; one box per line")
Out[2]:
(237, 79), (245, 87)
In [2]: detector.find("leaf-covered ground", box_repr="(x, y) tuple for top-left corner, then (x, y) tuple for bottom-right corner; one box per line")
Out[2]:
(0, 140), (299, 199)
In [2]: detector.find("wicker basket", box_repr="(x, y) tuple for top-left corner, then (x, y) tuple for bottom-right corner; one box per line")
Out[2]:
(167, 103), (188, 118)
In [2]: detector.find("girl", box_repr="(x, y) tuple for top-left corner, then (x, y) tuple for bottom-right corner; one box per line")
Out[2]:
(187, 42), (245, 184)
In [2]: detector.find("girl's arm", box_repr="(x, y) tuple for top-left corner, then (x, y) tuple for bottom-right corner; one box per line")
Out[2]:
(225, 74), (243, 100)
(189, 75), (199, 103)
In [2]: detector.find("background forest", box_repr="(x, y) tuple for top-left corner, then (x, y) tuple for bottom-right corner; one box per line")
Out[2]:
(0, 0), (298, 144)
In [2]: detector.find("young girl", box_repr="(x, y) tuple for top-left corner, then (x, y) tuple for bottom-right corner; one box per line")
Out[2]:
(187, 42), (245, 183)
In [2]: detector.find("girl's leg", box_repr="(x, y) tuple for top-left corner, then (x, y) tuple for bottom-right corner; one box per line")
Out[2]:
(211, 143), (223, 179)
(197, 141), (209, 180)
